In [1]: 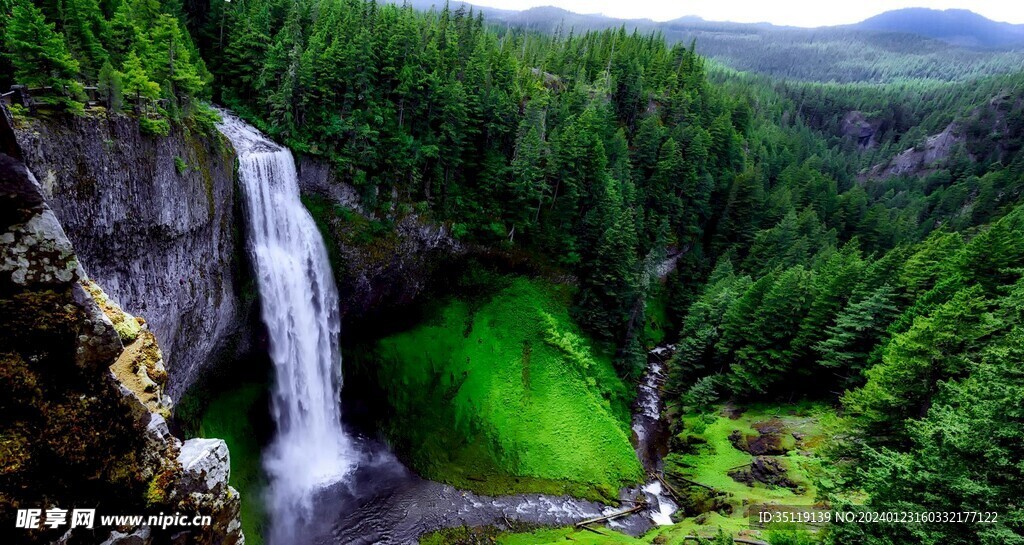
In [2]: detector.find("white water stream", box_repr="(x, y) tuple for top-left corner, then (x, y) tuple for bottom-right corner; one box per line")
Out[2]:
(218, 114), (357, 543)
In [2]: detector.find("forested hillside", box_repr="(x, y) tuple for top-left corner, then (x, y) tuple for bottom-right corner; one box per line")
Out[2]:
(393, 3), (1024, 83)
(185, 0), (758, 376)
(4, 0), (1024, 543)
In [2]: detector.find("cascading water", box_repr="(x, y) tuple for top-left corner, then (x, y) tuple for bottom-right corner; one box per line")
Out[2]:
(630, 344), (679, 527)
(217, 113), (356, 543)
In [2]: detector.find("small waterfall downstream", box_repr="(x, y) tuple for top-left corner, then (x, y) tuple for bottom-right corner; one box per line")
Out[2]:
(217, 113), (356, 543)
(630, 344), (679, 526)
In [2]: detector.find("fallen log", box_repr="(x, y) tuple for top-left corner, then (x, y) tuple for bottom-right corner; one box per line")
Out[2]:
(654, 472), (686, 503)
(663, 471), (716, 491)
(577, 524), (605, 535)
(684, 532), (765, 540)
(573, 504), (645, 528)
(682, 536), (769, 545)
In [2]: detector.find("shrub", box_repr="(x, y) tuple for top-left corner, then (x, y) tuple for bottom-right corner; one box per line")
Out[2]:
(140, 116), (170, 137)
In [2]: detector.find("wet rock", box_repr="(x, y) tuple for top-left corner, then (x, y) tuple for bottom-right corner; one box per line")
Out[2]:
(721, 405), (746, 420)
(176, 439), (231, 493)
(649, 344), (676, 360)
(670, 483), (731, 517)
(1, 112), (242, 545)
(99, 527), (152, 545)
(71, 279), (124, 369)
(296, 155), (465, 323)
(0, 153), (78, 290)
(296, 154), (364, 212)
(728, 456), (797, 489)
(728, 419), (793, 456)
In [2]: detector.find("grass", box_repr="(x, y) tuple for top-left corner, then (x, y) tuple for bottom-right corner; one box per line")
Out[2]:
(664, 402), (827, 511)
(189, 383), (269, 545)
(484, 516), (819, 545)
(423, 513), (762, 545)
(371, 275), (643, 501)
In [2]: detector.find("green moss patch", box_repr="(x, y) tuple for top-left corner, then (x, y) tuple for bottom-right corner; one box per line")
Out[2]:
(371, 276), (642, 501)
(188, 383), (269, 545)
(424, 513), (765, 545)
(664, 403), (829, 524)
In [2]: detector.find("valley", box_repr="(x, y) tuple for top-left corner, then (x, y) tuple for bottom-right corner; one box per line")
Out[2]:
(3, 1), (1024, 545)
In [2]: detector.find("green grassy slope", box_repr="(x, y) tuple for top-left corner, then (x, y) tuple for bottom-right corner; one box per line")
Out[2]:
(371, 276), (643, 501)
(423, 511), (800, 545)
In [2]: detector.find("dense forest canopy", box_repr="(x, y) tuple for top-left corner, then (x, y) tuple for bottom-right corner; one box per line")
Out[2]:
(4, 0), (1024, 542)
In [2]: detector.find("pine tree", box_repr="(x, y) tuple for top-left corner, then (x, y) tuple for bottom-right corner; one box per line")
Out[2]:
(97, 60), (124, 112)
(844, 287), (997, 444)
(817, 284), (899, 388)
(510, 123), (547, 232)
(149, 14), (205, 108)
(791, 243), (866, 366)
(106, 0), (141, 66)
(726, 266), (813, 396)
(631, 115), (664, 180)
(649, 138), (685, 234)
(61, 0), (110, 80)
(121, 50), (160, 105)
(574, 177), (641, 350)
(5, 0), (83, 108)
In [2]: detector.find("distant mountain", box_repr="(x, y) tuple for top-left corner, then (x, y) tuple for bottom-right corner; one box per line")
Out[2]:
(385, 2), (1024, 83)
(852, 8), (1024, 49)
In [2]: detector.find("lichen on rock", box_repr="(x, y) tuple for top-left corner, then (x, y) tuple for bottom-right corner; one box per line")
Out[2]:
(84, 279), (172, 414)
(0, 108), (242, 545)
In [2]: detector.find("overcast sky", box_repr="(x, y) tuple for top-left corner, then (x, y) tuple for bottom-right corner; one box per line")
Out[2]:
(465, 0), (1024, 27)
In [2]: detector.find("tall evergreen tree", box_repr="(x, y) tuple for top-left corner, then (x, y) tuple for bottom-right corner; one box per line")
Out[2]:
(5, 0), (83, 107)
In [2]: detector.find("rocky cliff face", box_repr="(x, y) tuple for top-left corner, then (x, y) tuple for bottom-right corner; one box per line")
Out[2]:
(865, 123), (966, 181)
(12, 113), (250, 399)
(0, 111), (243, 544)
(296, 155), (465, 324)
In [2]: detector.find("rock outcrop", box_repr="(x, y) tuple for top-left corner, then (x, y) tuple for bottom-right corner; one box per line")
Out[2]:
(865, 123), (965, 181)
(841, 110), (880, 149)
(1, 108), (242, 545)
(296, 155), (465, 323)
(12, 113), (250, 399)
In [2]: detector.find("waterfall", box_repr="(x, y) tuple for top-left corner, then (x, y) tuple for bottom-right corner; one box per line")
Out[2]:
(631, 345), (679, 527)
(217, 113), (356, 542)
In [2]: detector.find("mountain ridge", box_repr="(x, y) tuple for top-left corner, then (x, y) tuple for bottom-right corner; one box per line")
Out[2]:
(384, 2), (1024, 82)
(398, 2), (1024, 49)
(851, 8), (1024, 49)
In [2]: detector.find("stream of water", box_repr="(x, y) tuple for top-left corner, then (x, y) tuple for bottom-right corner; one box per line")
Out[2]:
(217, 113), (358, 544)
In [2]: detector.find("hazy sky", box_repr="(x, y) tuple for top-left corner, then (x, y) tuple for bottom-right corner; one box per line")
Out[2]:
(465, 0), (1024, 27)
